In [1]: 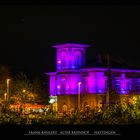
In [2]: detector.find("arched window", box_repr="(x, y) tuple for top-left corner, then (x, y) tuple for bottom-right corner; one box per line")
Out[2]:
(126, 80), (131, 91)
(115, 80), (120, 91)
(61, 82), (66, 94)
(58, 77), (66, 94)
(60, 51), (67, 69)
(136, 79), (140, 92)
(74, 50), (82, 68)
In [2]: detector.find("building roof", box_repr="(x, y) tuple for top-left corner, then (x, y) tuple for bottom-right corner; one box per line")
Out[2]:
(52, 43), (90, 49)
(83, 56), (140, 71)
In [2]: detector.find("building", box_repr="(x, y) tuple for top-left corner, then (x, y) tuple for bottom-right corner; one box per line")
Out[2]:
(47, 43), (140, 112)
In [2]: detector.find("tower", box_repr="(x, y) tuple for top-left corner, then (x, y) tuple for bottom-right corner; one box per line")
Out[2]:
(48, 43), (90, 96)
(53, 43), (90, 71)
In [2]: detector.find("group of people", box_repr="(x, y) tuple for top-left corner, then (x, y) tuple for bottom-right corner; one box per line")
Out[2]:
(10, 105), (52, 115)
(61, 102), (93, 117)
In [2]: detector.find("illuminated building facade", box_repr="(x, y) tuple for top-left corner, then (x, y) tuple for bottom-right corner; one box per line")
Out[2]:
(47, 43), (140, 111)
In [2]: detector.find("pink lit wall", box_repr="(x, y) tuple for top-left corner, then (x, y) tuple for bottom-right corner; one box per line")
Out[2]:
(88, 72), (105, 93)
(49, 71), (107, 95)
(55, 73), (82, 95)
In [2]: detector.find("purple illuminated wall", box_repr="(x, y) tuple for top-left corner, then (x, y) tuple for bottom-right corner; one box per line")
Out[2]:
(88, 72), (105, 93)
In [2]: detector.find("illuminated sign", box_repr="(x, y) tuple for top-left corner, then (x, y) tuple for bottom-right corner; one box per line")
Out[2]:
(49, 96), (57, 104)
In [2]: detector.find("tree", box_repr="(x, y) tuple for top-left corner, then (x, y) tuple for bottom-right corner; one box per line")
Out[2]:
(32, 77), (48, 104)
(11, 72), (37, 106)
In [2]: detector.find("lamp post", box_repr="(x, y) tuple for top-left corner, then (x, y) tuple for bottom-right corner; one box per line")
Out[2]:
(106, 54), (110, 107)
(22, 89), (26, 93)
(78, 82), (82, 111)
(4, 93), (7, 101)
(6, 79), (10, 101)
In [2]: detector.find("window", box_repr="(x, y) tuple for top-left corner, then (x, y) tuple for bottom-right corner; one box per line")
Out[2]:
(75, 56), (80, 67)
(115, 80), (120, 90)
(83, 78), (88, 93)
(60, 51), (67, 69)
(58, 77), (66, 94)
(126, 80), (131, 91)
(136, 80), (140, 92)
(61, 81), (66, 94)
(74, 50), (82, 68)
(61, 59), (66, 68)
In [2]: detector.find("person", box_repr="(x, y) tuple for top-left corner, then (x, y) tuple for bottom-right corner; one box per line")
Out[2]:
(62, 103), (67, 116)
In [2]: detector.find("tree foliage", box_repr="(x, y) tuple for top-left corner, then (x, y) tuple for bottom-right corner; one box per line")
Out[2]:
(11, 72), (37, 105)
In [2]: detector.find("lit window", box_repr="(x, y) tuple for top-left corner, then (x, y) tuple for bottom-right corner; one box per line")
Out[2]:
(83, 78), (88, 93)
(115, 80), (120, 90)
(126, 80), (131, 91)
(74, 50), (82, 68)
(57, 77), (67, 95)
(60, 51), (67, 69)
(136, 80), (140, 91)
(61, 82), (66, 94)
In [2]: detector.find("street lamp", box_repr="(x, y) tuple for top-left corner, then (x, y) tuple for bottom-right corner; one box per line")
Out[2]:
(78, 82), (82, 111)
(4, 93), (7, 101)
(6, 79), (10, 100)
(22, 89), (26, 93)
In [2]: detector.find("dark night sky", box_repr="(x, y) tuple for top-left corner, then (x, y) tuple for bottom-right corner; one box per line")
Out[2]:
(0, 5), (140, 79)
